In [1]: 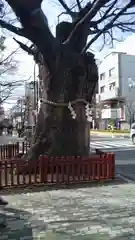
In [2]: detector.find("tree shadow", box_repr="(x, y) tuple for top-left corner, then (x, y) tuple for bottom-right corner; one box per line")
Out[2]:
(0, 206), (47, 239)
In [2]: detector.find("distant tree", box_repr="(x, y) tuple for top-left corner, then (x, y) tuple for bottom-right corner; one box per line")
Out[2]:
(125, 98), (135, 127)
(9, 97), (26, 136)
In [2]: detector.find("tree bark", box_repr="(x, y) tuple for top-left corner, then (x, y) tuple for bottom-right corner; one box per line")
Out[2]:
(23, 49), (98, 160)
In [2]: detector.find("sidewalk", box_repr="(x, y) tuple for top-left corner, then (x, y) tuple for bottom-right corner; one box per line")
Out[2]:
(90, 130), (130, 138)
(1, 181), (135, 239)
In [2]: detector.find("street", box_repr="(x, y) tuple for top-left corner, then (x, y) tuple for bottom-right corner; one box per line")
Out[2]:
(0, 135), (24, 145)
(91, 134), (135, 179)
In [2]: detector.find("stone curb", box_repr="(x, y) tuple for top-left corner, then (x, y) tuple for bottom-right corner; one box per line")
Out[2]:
(116, 172), (135, 183)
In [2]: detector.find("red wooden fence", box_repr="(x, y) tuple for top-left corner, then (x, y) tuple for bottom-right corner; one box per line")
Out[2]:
(0, 153), (115, 188)
(0, 142), (30, 160)
(0, 143), (19, 160)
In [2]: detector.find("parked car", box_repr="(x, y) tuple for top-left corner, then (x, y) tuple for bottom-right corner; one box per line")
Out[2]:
(130, 123), (135, 144)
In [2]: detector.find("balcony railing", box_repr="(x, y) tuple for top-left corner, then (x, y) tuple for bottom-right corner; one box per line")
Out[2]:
(101, 108), (121, 119)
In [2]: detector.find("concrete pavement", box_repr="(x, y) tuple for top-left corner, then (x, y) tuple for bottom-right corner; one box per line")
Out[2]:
(1, 181), (135, 239)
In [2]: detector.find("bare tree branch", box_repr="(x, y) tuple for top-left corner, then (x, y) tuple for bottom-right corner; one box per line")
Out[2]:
(95, 0), (117, 25)
(5, 0), (57, 73)
(57, 0), (84, 22)
(76, 0), (82, 11)
(82, 1), (135, 53)
(0, 76), (31, 104)
(2, 0), (135, 70)
(64, 0), (107, 44)
(58, 0), (75, 17)
(0, 47), (19, 65)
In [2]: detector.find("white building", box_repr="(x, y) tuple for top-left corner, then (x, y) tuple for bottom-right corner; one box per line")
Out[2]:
(96, 51), (135, 129)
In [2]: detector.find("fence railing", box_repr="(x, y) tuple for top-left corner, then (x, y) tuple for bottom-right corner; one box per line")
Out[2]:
(0, 153), (115, 188)
(0, 142), (30, 160)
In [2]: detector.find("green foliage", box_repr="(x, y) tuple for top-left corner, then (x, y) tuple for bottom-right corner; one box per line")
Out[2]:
(91, 129), (130, 134)
(108, 119), (115, 127)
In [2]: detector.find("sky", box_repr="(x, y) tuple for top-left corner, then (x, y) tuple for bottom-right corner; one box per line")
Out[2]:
(115, 34), (135, 55)
(2, 0), (135, 114)
(2, 38), (34, 113)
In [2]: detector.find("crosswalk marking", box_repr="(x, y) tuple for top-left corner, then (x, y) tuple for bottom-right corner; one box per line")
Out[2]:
(90, 140), (134, 149)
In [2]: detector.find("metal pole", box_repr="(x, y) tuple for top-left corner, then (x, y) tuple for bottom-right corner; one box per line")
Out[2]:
(128, 79), (135, 127)
(33, 63), (37, 131)
(33, 63), (36, 112)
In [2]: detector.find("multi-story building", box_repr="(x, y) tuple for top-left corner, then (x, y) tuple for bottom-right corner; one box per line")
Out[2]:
(96, 51), (135, 129)
(24, 81), (39, 128)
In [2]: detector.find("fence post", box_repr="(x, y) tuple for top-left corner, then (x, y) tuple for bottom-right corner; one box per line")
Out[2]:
(0, 161), (2, 188)
(16, 142), (19, 156)
(0, 145), (1, 161)
(8, 144), (13, 159)
(39, 155), (45, 183)
(111, 153), (115, 179)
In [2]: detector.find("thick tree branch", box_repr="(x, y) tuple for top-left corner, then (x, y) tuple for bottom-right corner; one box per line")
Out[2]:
(5, 0), (57, 73)
(0, 19), (25, 36)
(13, 38), (35, 56)
(13, 38), (43, 63)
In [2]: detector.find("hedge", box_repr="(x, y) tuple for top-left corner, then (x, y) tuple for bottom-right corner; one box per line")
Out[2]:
(90, 129), (130, 134)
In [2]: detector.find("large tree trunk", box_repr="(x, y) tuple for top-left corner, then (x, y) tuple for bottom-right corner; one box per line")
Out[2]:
(6, 1), (98, 161)
(24, 49), (97, 160)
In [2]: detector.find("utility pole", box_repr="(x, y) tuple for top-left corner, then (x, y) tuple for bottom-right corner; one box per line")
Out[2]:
(33, 63), (37, 128)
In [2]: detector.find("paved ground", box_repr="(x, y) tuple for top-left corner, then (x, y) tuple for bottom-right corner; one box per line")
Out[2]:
(1, 182), (135, 239)
(0, 135), (135, 238)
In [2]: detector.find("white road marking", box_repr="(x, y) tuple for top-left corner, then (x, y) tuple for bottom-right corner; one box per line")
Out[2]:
(90, 140), (135, 150)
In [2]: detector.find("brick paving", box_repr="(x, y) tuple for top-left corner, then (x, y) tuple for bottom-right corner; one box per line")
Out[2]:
(1, 183), (135, 239)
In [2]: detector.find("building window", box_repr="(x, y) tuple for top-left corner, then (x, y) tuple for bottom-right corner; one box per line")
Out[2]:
(100, 86), (105, 93)
(109, 82), (115, 90)
(100, 72), (105, 80)
(109, 67), (115, 77)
